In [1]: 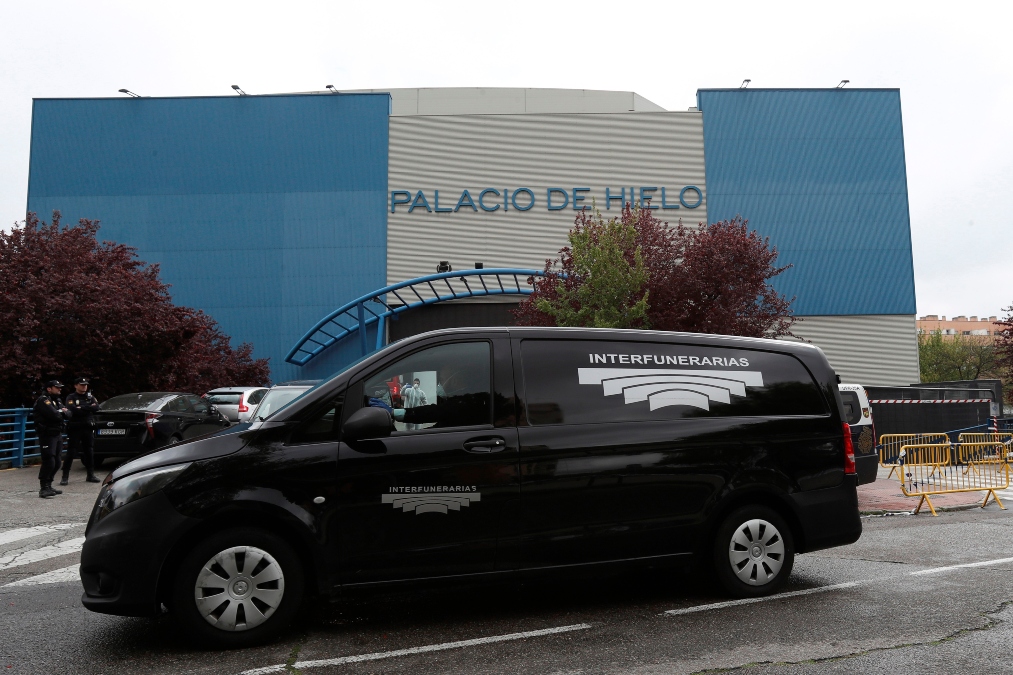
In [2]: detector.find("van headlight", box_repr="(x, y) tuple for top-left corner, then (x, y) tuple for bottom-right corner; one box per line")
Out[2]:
(93, 463), (191, 524)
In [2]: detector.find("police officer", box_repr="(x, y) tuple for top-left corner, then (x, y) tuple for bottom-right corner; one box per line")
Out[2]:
(62, 377), (100, 485)
(33, 380), (71, 499)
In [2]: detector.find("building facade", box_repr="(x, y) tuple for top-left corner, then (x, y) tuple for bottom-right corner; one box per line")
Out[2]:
(917, 315), (1002, 338)
(26, 87), (919, 385)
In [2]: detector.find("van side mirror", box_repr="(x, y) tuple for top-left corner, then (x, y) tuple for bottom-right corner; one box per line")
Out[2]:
(342, 407), (393, 442)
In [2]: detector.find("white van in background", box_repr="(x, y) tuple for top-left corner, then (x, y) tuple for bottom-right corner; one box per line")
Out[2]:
(840, 384), (877, 484)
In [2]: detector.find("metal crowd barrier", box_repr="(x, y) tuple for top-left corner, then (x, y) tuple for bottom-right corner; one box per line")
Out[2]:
(958, 432), (1013, 446)
(898, 442), (1010, 516)
(0, 408), (42, 468)
(879, 433), (950, 478)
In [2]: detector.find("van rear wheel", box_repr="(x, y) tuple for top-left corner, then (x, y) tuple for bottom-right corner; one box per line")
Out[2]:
(713, 506), (794, 598)
(171, 527), (304, 647)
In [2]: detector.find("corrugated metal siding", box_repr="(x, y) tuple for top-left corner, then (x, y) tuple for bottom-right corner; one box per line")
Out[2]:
(28, 94), (390, 383)
(349, 88), (667, 116)
(781, 314), (920, 386)
(388, 112), (707, 287)
(697, 89), (916, 316)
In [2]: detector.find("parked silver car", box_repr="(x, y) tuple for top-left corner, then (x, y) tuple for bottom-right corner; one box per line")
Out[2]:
(248, 382), (318, 422)
(203, 386), (269, 423)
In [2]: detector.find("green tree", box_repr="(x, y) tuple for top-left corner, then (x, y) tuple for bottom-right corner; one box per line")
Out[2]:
(918, 329), (998, 382)
(515, 205), (795, 337)
(533, 206), (650, 329)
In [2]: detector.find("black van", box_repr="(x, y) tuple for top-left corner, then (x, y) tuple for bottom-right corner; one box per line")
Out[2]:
(80, 327), (861, 647)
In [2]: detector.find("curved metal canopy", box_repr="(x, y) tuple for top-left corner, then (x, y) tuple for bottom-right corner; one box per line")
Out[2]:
(285, 268), (545, 366)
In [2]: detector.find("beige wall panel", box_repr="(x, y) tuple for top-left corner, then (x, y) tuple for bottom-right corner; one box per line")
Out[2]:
(388, 111), (707, 290)
(348, 88), (667, 115)
(781, 314), (920, 386)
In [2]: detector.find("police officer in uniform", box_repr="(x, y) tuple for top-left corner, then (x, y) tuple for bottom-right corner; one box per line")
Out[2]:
(33, 380), (71, 498)
(62, 377), (100, 485)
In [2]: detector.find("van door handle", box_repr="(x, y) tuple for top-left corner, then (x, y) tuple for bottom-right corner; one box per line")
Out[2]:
(463, 437), (506, 453)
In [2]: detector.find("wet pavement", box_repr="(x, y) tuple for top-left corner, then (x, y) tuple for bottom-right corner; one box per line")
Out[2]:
(857, 465), (991, 513)
(4, 464), (1013, 674)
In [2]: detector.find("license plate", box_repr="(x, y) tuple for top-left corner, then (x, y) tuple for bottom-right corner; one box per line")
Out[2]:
(98, 429), (126, 436)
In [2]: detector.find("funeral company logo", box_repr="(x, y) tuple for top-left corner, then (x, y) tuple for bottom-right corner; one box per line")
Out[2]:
(382, 486), (481, 515)
(578, 364), (764, 411)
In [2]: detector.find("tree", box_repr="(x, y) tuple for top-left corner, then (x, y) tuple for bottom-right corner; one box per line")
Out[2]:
(515, 205), (796, 338)
(514, 206), (649, 329)
(0, 212), (270, 406)
(918, 329), (999, 382)
(993, 307), (1013, 403)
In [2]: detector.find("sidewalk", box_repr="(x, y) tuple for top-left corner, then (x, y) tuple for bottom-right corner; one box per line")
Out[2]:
(858, 466), (987, 514)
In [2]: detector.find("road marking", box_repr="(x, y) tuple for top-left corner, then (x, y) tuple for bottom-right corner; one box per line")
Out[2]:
(910, 556), (1013, 576)
(665, 554), (1013, 616)
(3, 564), (79, 587)
(239, 623), (593, 675)
(0, 524), (81, 547)
(663, 581), (862, 616)
(0, 537), (85, 571)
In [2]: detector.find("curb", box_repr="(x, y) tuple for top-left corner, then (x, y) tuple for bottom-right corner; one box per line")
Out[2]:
(860, 502), (991, 516)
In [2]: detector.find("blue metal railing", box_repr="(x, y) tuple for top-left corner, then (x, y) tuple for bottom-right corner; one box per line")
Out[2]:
(286, 268), (546, 366)
(0, 408), (42, 468)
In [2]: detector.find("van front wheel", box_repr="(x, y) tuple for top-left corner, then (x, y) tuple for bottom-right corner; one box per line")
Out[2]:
(172, 527), (304, 647)
(713, 506), (794, 598)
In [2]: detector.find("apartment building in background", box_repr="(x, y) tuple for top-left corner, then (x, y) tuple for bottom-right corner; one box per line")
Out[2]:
(918, 315), (1002, 339)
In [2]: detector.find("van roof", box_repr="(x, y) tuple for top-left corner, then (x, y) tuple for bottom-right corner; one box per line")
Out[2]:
(401, 326), (824, 357)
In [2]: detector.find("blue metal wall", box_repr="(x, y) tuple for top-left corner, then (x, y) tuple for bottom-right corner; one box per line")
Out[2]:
(28, 94), (390, 383)
(696, 89), (916, 316)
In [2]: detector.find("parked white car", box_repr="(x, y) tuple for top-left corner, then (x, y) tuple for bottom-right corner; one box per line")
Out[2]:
(248, 382), (318, 422)
(203, 386), (269, 423)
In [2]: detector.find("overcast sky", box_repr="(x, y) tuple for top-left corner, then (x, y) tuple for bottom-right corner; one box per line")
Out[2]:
(2, 0), (1009, 318)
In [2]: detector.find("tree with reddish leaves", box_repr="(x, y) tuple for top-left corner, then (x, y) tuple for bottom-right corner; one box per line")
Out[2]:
(515, 204), (796, 338)
(0, 212), (270, 406)
(993, 306), (1013, 403)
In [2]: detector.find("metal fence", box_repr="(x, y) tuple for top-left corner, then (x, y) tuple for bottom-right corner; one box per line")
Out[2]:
(0, 408), (42, 468)
(897, 442), (1011, 516)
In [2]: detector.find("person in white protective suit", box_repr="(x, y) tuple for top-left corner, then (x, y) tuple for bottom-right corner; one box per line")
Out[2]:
(401, 377), (429, 430)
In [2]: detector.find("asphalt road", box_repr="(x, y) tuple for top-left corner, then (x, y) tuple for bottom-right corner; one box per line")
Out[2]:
(4, 463), (1013, 674)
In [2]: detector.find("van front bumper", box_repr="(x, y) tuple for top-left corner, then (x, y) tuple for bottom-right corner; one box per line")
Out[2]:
(80, 490), (198, 617)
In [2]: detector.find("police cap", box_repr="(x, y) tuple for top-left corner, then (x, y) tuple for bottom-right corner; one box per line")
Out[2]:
(45, 380), (64, 389)
(75, 377), (90, 385)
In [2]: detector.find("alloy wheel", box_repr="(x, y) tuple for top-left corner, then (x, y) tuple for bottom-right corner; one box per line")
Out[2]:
(728, 518), (785, 586)
(194, 545), (285, 631)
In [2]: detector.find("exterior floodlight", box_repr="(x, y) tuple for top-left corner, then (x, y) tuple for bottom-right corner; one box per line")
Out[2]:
(474, 262), (484, 269)
(326, 85), (338, 93)
(118, 89), (141, 98)
(437, 261), (452, 273)
(837, 80), (850, 88)
(232, 85), (247, 96)
(740, 79), (751, 89)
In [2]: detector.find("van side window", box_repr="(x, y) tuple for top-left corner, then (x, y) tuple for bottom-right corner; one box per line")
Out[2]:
(839, 391), (863, 425)
(361, 342), (491, 432)
(520, 340), (828, 425)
